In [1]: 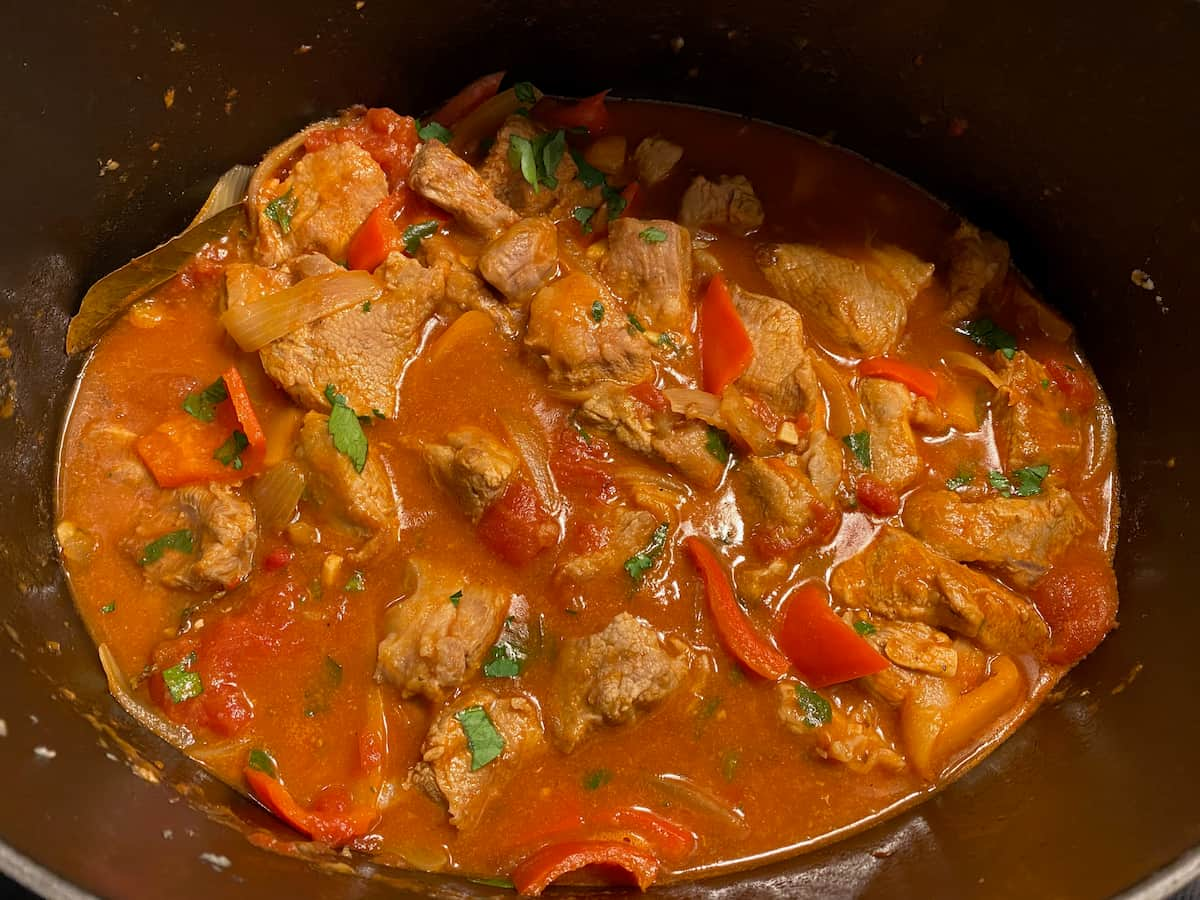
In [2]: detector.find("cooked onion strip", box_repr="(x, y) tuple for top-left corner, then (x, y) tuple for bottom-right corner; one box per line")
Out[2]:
(943, 351), (1003, 390)
(499, 410), (558, 513)
(663, 388), (723, 426)
(99, 644), (194, 750)
(221, 270), (383, 351)
(616, 468), (691, 523)
(189, 164), (254, 228)
(649, 773), (746, 832)
(812, 355), (862, 435)
(449, 86), (543, 156)
(252, 461), (307, 530)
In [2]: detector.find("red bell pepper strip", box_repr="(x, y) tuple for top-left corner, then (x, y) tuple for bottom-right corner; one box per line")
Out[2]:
(776, 584), (889, 688)
(431, 71), (505, 127)
(244, 767), (375, 847)
(855, 474), (900, 517)
(699, 274), (755, 395)
(511, 840), (659, 896)
(619, 181), (641, 218)
(346, 196), (403, 272)
(683, 536), (790, 680)
(858, 356), (939, 401)
(608, 808), (697, 861)
(533, 90), (610, 135)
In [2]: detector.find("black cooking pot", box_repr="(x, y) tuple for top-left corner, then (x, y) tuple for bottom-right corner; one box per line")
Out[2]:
(2, 1), (1198, 897)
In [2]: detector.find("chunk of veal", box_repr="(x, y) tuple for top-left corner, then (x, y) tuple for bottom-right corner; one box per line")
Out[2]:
(600, 217), (692, 333)
(140, 484), (257, 590)
(421, 234), (522, 339)
(478, 216), (560, 303)
(551, 612), (688, 751)
(298, 411), (396, 532)
(732, 287), (821, 421)
(408, 139), (519, 238)
(525, 271), (653, 389)
(758, 243), (934, 355)
(940, 222), (1010, 324)
(993, 351), (1083, 472)
(830, 526), (1049, 653)
(739, 455), (838, 555)
(859, 376), (923, 492)
(424, 427), (519, 522)
(478, 116), (598, 218)
(410, 687), (543, 829)
(376, 563), (509, 702)
(633, 136), (683, 186)
(902, 486), (1088, 588)
(255, 142), (388, 267)
(558, 507), (659, 582)
(257, 253), (443, 415)
(777, 685), (905, 773)
(679, 175), (764, 234)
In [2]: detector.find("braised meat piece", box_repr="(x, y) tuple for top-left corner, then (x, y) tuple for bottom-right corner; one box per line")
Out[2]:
(139, 484), (257, 591)
(679, 175), (764, 233)
(633, 136), (683, 185)
(424, 427), (519, 522)
(601, 217), (692, 333)
(409, 139), (520, 237)
(478, 216), (560, 303)
(298, 411), (396, 532)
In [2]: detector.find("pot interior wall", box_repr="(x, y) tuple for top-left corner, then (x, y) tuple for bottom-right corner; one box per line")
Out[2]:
(1, 1), (1198, 897)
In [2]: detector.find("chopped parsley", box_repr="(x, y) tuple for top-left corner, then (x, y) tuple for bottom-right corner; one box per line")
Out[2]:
(100, 602), (116, 614)
(987, 469), (1014, 497)
(959, 318), (1018, 360)
(705, 426), (731, 464)
(361, 300), (372, 313)
(450, 589), (463, 607)
(627, 312), (646, 333)
(508, 129), (567, 192)
(138, 529), (194, 566)
(181, 377), (228, 422)
(568, 149), (627, 219)
(946, 468), (975, 491)
(853, 620), (877, 636)
(344, 570), (365, 592)
(657, 333), (679, 352)
(324, 384), (368, 473)
(573, 206), (597, 234)
(372, 408), (387, 420)
(264, 189), (297, 235)
(624, 522), (669, 581)
(402, 219), (440, 255)
(583, 768), (612, 790)
(213, 429), (249, 470)
(483, 637), (525, 678)
(162, 652), (203, 704)
(247, 748), (277, 777)
(513, 81), (537, 105)
(455, 706), (504, 770)
(843, 430), (871, 469)
(793, 684), (832, 728)
(469, 878), (516, 889)
(569, 409), (592, 443)
(639, 225), (668, 243)
(602, 184), (627, 218)
(990, 464), (1050, 498)
(416, 119), (453, 144)
(590, 299), (604, 323)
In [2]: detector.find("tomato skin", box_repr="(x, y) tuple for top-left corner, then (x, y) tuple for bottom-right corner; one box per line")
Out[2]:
(477, 477), (558, 564)
(1045, 358), (1098, 411)
(262, 545), (293, 571)
(628, 380), (668, 412)
(551, 428), (616, 502)
(855, 475), (900, 517)
(776, 584), (889, 687)
(1031, 546), (1118, 664)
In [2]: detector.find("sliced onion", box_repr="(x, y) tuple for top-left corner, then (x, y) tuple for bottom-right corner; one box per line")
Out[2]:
(616, 468), (690, 523)
(499, 410), (558, 513)
(247, 115), (344, 238)
(812, 355), (862, 435)
(649, 773), (746, 832)
(99, 644), (195, 750)
(221, 270), (383, 351)
(943, 351), (1003, 390)
(718, 386), (777, 456)
(252, 461), (307, 530)
(189, 164), (254, 228)
(663, 387), (723, 425)
(449, 86), (543, 156)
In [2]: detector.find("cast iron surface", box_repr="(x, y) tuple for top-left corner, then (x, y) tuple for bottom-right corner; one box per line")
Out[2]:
(1, 0), (1198, 897)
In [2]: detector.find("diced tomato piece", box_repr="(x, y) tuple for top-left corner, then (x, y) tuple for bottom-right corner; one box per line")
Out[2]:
(858, 356), (940, 401)
(551, 428), (616, 502)
(628, 380), (668, 412)
(776, 584), (889, 687)
(532, 90), (610, 135)
(699, 275), (755, 394)
(262, 545), (293, 571)
(1045, 358), (1098, 411)
(1031, 545), (1118, 664)
(477, 477), (558, 564)
(855, 474), (901, 516)
(304, 108), (420, 189)
(511, 840), (659, 896)
(347, 196), (404, 271)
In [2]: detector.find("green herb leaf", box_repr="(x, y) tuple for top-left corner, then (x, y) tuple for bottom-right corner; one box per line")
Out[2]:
(416, 119), (453, 144)
(248, 748), (277, 777)
(100, 602), (116, 614)
(139, 529), (194, 566)
(483, 638), (525, 678)
(264, 189), (298, 235)
(639, 226), (668, 244)
(959, 318), (1018, 360)
(721, 750), (740, 782)
(344, 570), (365, 592)
(602, 184), (627, 219)
(213, 429), (249, 470)
(698, 696), (722, 720)
(323, 655), (344, 687)
(843, 431), (871, 469)
(624, 522), (669, 581)
(583, 768), (613, 790)
(573, 206), (597, 234)
(450, 589), (463, 607)
(181, 377), (228, 422)
(372, 408), (387, 420)
(513, 81), (537, 105)
(469, 877), (516, 889)
(705, 426), (731, 464)
(627, 312), (646, 333)
(361, 300), (372, 313)
(793, 684), (832, 728)
(1012, 464), (1050, 497)
(539, 130), (567, 189)
(657, 333), (678, 352)
(946, 468), (974, 491)
(853, 620), (877, 636)
(569, 148), (606, 188)
(455, 705), (504, 770)
(508, 134), (539, 189)
(569, 409), (592, 443)
(324, 384), (368, 473)
(162, 654), (203, 704)
(987, 469), (1014, 498)
(402, 219), (440, 256)
(589, 299), (605, 323)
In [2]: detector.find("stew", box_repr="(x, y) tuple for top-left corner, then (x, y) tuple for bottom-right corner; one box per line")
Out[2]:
(56, 76), (1119, 893)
